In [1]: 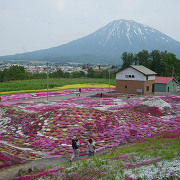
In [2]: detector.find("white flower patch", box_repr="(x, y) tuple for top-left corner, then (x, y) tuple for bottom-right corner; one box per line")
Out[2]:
(0, 116), (11, 126)
(122, 159), (180, 180)
(118, 120), (126, 124)
(0, 140), (44, 156)
(74, 125), (78, 127)
(62, 129), (67, 132)
(15, 130), (27, 137)
(75, 105), (84, 108)
(23, 143), (31, 146)
(114, 99), (127, 106)
(78, 122), (82, 124)
(10, 127), (16, 131)
(151, 127), (158, 131)
(46, 129), (51, 132)
(161, 114), (180, 120)
(41, 127), (46, 131)
(142, 98), (171, 109)
(59, 109), (67, 111)
(61, 144), (67, 146)
(37, 132), (44, 136)
(88, 119), (93, 121)
(94, 106), (107, 111)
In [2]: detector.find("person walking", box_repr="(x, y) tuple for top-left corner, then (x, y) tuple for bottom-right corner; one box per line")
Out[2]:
(70, 136), (79, 161)
(87, 138), (95, 156)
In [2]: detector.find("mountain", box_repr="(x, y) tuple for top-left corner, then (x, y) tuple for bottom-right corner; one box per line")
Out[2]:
(1, 19), (180, 64)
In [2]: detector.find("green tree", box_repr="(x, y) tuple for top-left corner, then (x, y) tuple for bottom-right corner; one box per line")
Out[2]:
(135, 50), (150, 68)
(150, 50), (162, 75)
(161, 52), (179, 76)
(64, 72), (71, 78)
(87, 67), (95, 78)
(121, 52), (134, 69)
(71, 71), (80, 78)
(1, 65), (27, 81)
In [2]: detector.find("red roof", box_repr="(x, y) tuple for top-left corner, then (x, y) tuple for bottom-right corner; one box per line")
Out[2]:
(155, 77), (173, 84)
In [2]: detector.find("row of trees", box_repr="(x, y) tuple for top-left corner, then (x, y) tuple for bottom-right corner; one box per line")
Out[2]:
(121, 50), (180, 77)
(0, 50), (179, 82)
(0, 65), (117, 82)
(0, 65), (27, 82)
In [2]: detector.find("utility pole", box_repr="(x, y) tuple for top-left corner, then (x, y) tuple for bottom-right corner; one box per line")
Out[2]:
(172, 67), (176, 77)
(47, 62), (49, 101)
(109, 67), (110, 92)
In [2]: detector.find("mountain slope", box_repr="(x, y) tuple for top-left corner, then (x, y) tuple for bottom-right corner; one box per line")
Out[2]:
(1, 19), (180, 64)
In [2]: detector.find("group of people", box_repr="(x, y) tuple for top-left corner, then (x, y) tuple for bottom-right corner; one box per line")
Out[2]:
(70, 136), (95, 162)
(97, 92), (103, 98)
(76, 88), (81, 96)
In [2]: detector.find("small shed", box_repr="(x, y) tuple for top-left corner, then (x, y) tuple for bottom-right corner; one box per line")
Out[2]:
(154, 77), (178, 92)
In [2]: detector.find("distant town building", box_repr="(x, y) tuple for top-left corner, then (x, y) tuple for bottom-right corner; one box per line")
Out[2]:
(82, 64), (89, 70)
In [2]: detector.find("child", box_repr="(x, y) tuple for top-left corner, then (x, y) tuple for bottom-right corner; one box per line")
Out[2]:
(87, 138), (95, 156)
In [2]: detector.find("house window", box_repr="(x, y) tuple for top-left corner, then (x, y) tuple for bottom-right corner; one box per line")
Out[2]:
(146, 86), (149, 91)
(125, 75), (135, 78)
(125, 85), (127, 88)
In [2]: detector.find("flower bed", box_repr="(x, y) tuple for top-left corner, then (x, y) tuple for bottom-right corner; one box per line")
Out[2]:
(0, 93), (180, 169)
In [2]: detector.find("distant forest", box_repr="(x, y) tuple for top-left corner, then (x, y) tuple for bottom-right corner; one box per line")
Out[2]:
(0, 50), (179, 82)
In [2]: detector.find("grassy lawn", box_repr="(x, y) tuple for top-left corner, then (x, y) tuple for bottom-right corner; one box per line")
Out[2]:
(0, 78), (116, 92)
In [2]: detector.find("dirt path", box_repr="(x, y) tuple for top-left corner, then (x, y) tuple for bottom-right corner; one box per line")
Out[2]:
(0, 147), (114, 180)
(9, 91), (108, 103)
(1, 157), (69, 180)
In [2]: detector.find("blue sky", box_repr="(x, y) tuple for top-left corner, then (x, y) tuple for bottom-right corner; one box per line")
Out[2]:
(0, 0), (180, 56)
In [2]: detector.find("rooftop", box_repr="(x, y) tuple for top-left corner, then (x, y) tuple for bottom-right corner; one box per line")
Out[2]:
(155, 76), (174, 84)
(130, 65), (157, 75)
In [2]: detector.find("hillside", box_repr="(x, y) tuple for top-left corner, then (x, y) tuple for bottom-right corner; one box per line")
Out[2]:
(0, 88), (180, 179)
(1, 19), (180, 64)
